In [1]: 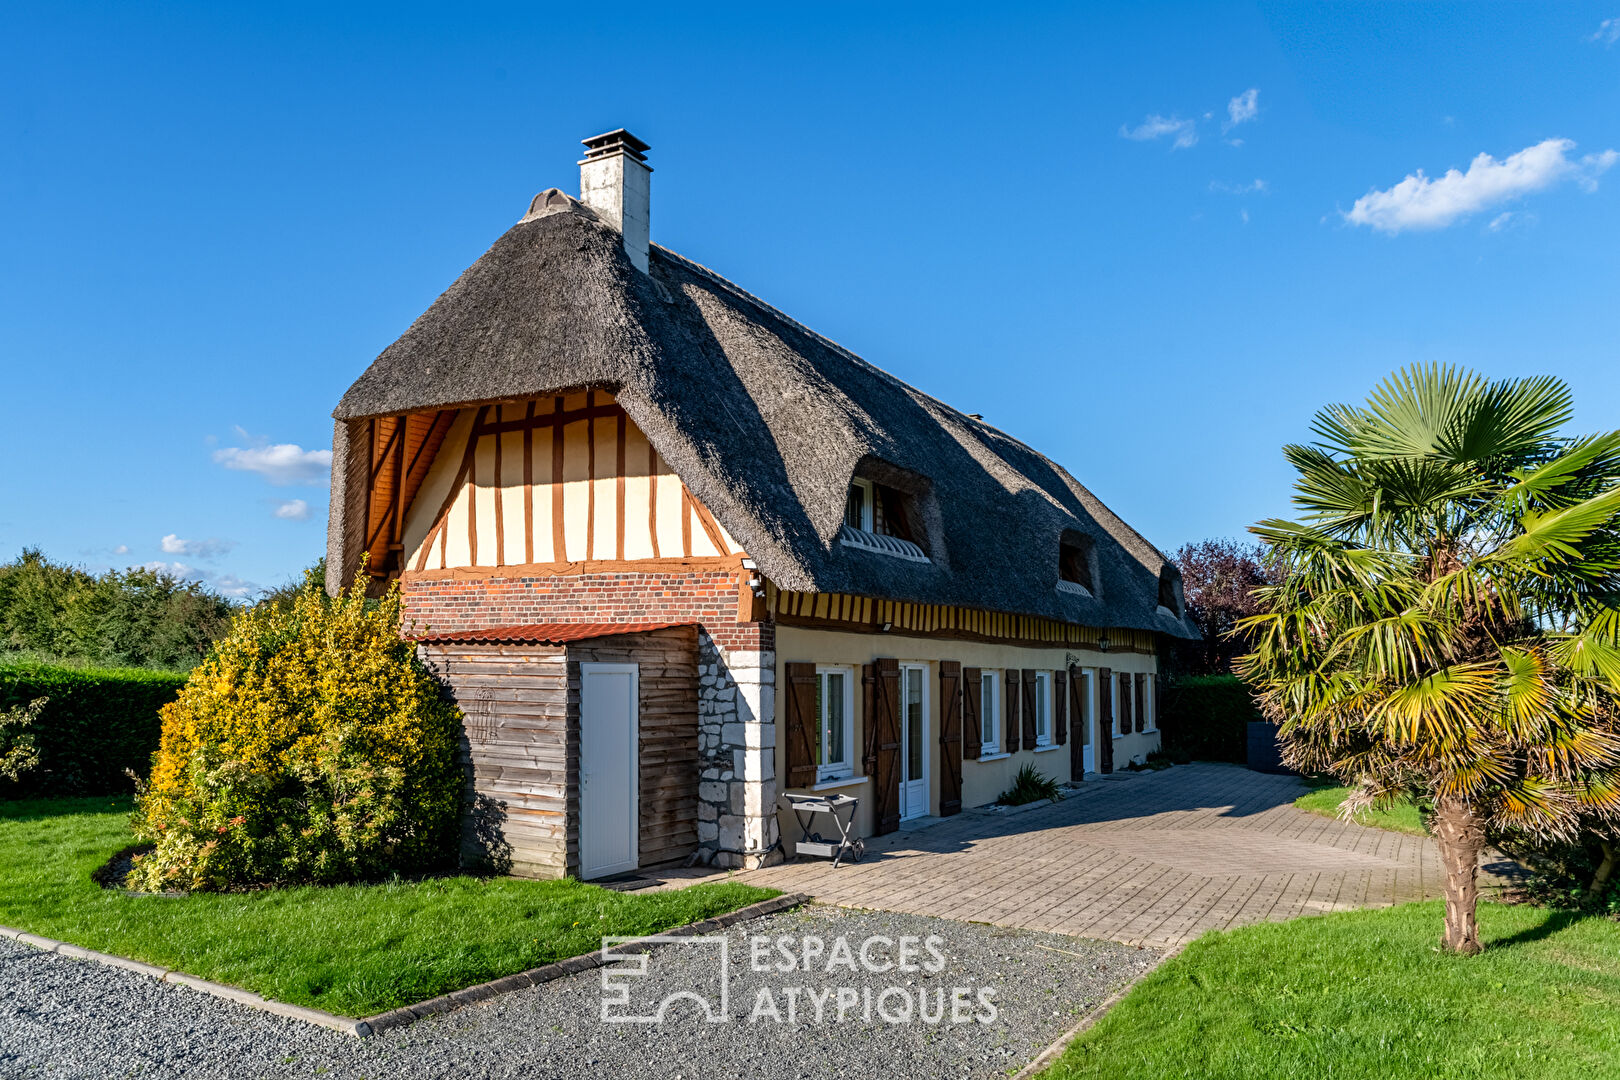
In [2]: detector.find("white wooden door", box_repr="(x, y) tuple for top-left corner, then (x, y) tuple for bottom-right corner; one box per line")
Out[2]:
(580, 663), (639, 879)
(1081, 669), (1096, 775)
(899, 664), (929, 820)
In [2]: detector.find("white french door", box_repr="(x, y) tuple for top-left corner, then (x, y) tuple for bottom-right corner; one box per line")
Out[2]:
(899, 664), (929, 820)
(579, 662), (639, 879)
(1080, 669), (1096, 775)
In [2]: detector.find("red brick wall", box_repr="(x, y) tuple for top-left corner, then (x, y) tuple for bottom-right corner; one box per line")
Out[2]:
(401, 569), (774, 654)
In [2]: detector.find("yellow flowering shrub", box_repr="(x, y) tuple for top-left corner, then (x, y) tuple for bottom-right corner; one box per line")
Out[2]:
(129, 573), (462, 891)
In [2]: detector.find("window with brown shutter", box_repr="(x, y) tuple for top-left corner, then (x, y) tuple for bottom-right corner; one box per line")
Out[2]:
(938, 661), (963, 817)
(863, 659), (902, 835)
(1118, 672), (1134, 735)
(1053, 668), (1068, 747)
(1003, 667), (1021, 753)
(1097, 667), (1114, 774)
(784, 663), (819, 790)
(962, 667), (983, 760)
(1021, 670), (1038, 750)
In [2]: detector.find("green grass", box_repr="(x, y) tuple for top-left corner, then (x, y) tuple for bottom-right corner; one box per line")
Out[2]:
(1294, 781), (1428, 836)
(1044, 901), (1620, 1080)
(0, 797), (776, 1017)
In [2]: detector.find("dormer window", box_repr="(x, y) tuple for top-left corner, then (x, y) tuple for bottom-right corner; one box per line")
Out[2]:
(846, 478), (876, 532)
(1056, 533), (1094, 597)
(839, 470), (931, 563)
(1158, 566), (1183, 615)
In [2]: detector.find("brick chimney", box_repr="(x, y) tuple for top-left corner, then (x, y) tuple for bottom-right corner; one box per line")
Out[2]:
(579, 129), (651, 273)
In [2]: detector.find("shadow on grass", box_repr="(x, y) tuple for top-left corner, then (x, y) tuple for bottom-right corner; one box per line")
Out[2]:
(1487, 906), (1590, 950)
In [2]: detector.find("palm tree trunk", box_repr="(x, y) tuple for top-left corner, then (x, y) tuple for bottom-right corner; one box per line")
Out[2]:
(1590, 837), (1617, 895)
(1432, 796), (1486, 955)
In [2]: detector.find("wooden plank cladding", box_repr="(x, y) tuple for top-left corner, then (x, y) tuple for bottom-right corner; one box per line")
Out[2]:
(768, 583), (1158, 655)
(379, 389), (743, 576)
(418, 625), (699, 880)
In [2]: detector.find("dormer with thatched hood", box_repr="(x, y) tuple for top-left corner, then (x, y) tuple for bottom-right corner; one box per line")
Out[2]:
(327, 129), (1198, 879)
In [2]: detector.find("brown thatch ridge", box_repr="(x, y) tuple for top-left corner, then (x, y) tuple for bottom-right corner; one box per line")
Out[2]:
(330, 195), (1198, 639)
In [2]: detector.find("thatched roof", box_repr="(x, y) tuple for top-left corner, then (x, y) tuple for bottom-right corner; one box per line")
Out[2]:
(333, 192), (1198, 639)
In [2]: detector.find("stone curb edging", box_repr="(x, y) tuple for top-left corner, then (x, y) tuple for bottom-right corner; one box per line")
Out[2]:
(0, 923), (370, 1036)
(360, 891), (812, 1035)
(0, 891), (812, 1040)
(1010, 941), (1186, 1080)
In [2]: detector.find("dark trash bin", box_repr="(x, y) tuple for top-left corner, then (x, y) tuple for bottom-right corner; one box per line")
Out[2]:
(1246, 721), (1295, 774)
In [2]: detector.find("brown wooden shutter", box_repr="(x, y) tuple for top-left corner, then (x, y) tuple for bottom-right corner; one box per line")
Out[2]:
(1003, 668), (1021, 753)
(1021, 669), (1039, 750)
(1135, 673), (1147, 734)
(1067, 665), (1086, 780)
(1098, 667), (1114, 774)
(1118, 672), (1133, 736)
(784, 662), (819, 790)
(1053, 668), (1068, 747)
(863, 658), (902, 835)
(938, 661), (963, 817)
(961, 667), (983, 761)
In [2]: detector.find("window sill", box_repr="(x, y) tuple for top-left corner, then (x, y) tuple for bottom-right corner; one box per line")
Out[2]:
(974, 751), (1010, 763)
(1032, 744), (1060, 753)
(812, 775), (866, 792)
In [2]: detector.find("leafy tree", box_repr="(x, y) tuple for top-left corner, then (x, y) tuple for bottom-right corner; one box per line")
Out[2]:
(0, 550), (233, 671)
(1238, 365), (1620, 954)
(1171, 538), (1278, 673)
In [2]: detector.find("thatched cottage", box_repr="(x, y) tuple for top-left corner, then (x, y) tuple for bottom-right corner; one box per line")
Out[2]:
(327, 129), (1199, 879)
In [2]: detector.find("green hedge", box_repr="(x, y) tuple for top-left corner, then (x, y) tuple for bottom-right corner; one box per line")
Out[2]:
(1158, 674), (1262, 764)
(0, 663), (186, 798)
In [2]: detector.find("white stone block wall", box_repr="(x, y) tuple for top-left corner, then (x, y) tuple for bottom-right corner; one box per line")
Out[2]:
(696, 631), (779, 868)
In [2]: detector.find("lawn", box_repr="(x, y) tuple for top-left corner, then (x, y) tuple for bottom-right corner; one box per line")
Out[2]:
(0, 797), (776, 1017)
(1294, 780), (1428, 836)
(1044, 900), (1620, 1080)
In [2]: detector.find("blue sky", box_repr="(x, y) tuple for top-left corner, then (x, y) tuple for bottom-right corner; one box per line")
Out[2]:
(4, 2), (1619, 597)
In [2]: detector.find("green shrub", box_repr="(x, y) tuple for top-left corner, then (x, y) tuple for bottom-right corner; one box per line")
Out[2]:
(0, 664), (187, 797)
(1157, 674), (1260, 763)
(998, 763), (1063, 806)
(129, 575), (463, 892)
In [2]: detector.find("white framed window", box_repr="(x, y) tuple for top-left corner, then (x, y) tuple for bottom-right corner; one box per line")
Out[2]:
(1034, 670), (1053, 746)
(978, 670), (1000, 754)
(815, 666), (855, 782)
(845, 478), (875, 531)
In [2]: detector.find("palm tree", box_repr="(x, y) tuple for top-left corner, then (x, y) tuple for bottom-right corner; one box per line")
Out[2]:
(1238, 365), (1620, 953)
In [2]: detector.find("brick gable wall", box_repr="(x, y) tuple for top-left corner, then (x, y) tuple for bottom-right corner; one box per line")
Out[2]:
(401, 568), (773, 656)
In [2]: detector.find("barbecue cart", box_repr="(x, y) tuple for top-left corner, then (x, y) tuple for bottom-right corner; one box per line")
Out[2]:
(782, 792), (864, 867)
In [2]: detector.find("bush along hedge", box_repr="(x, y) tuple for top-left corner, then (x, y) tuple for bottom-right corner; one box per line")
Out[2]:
(130, 575), (464, 892)
(0, 664), (187, 798)
(1157, 674), (1262, 764)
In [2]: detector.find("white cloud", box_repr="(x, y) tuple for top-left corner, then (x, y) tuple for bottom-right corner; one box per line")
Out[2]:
(1210, 178), (1269, 195)
(273, 499), (311, 521)
(213, 437), (332, 486)
(1591, 18), (1620, 45)
(1225, 88), (1260, 129)
(1241, 208), (1251, 225)
(1343, 138), (1619, 234)
(1120, 114), (1199, 149)
(161, 534), (237, 560)
(140, 560), (260, 599)
(112, 544), (129, 556)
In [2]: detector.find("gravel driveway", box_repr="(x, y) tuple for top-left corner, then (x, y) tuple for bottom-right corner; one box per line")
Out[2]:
(0, 906), (1158, 1079)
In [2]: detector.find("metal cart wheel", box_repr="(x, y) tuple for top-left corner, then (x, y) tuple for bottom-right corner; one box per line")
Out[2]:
(849, 839), (865, 863)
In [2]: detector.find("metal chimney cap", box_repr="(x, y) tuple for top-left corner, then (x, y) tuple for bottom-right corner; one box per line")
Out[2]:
(580, 129), (651, 163)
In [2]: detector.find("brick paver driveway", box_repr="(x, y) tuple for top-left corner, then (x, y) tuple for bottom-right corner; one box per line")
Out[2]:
(727, 763), (1516, 949)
